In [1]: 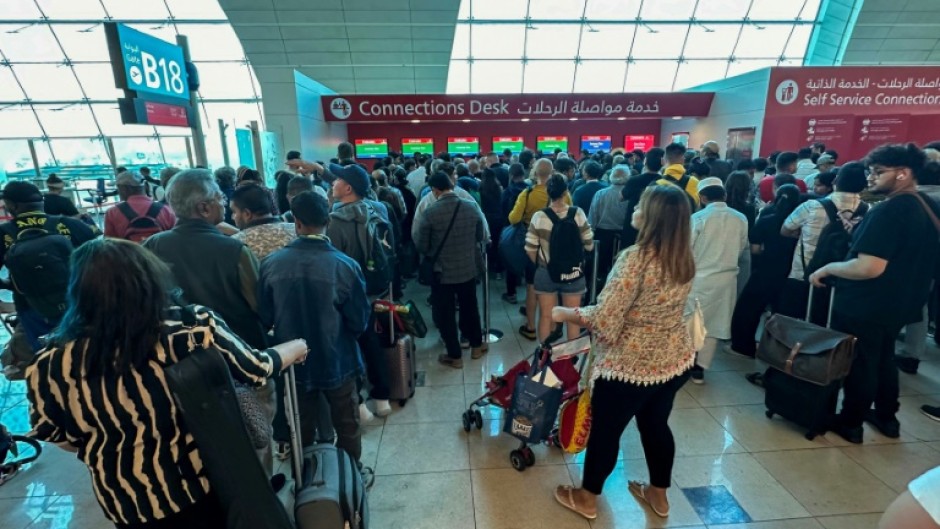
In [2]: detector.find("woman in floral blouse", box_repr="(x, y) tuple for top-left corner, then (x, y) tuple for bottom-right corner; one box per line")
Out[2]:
(552, 184), (696, 520)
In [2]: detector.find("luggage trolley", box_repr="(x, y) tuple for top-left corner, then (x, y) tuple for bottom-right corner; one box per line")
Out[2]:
(463, 330), (591, 471)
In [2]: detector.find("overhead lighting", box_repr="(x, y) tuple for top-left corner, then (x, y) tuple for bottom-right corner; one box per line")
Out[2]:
(462, 119), (471, 122)
(672, 116), (683, 120)
(411, 119), (421, 123)
(521, 118), (530, 122)
(617, 117), (626, 121)
(569, 117), (578, 121)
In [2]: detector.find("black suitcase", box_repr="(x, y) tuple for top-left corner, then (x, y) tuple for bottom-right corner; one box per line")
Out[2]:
(762, 367), (840, 440)
(165, 336), (293, 529)
(283, 366), (369, 529)
(762, 285), (844, 440)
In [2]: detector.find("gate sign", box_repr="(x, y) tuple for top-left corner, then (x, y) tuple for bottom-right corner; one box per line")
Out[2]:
(105, 23), (189, 100)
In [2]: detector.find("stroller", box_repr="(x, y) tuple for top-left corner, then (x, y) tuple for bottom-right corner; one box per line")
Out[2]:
(463, 329), (591, 471)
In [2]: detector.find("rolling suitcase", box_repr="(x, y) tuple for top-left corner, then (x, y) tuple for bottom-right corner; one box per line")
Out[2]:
(374, 284), (417, 406)
(758, 285), (855, 440)
(283, 365), (369, 529)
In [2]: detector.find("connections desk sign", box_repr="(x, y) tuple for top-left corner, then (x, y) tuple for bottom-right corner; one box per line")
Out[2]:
(322, 93), (714, 123)
(105, 22), (189, 101)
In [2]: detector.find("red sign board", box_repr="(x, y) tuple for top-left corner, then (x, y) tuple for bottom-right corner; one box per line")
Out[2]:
(402, 137), (433, 144)
(144, 100), (189, 127)
(766, 66), (940, 117)
(322, 93), (714, 122)
(493, 136), (523, 142)
(624, 134), (656, 152)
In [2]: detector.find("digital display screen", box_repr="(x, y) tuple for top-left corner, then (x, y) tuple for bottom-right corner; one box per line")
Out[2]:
(447, 136), (480, 156)
(401, 137), (434, 157)
(580, 135), (612, 153)
(119, 97), (192, 128)
(624, 135), (656, 152)
(354, 138), (389, 159)
(492, 136), (524, 155)
(537, 136), (568, 153)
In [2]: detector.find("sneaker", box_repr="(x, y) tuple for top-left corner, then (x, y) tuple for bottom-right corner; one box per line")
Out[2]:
(921, 405), (940, 422)
(274, 441), (291, 462)
(690, 365), (705, 385)
(502, 293), (518, 304)
(864, 410), (900, 438)
(744, 371), (764, 388)
(373, 399), (392, 418)
(438, 354), (463, 369)
(518, 325), (536, 341)
(359, 402), (375, 423)
(896, 355), (920, 375)
(471, 344), (489, 360)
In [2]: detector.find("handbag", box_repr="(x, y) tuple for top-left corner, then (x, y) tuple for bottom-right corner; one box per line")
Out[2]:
(686, 298), (706, 351)
(233, 382), (274, 450)
(504, 364), (564, 444)
(418, 201), (461, 286)
(557, 390), (592, 454)
(372, 299), (428, 339)
(757, 286), (857, 386)
(498, 187), (533, 278)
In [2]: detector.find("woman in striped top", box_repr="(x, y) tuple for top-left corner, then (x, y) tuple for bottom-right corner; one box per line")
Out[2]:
(525, 173), (594, 342)
(25, 239), (308, 529)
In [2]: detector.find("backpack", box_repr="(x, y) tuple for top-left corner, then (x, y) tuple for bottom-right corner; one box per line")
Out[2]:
(118, 201), (166, 243)
(659, 174), (698, 212)
(360, 206), (395, 296)
(542, 207), (585, 283)
(2, 219), (74, 321)
(803, 199), (869, 280)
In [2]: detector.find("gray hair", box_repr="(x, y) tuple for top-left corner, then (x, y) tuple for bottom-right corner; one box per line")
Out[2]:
(612, 154), (625, 166)
(609, 164), (632, 183)
(166, 169), (222, 219)
(213, 166), (237, 188)
(159, 166), (181, 187)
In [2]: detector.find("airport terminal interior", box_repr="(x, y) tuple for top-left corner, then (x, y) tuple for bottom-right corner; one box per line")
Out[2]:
(1, 0), (940, 528)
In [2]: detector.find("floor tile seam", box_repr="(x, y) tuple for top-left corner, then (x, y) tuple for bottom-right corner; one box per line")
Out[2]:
(834, 443), (923, 493)
(374, 468), (473, 479)
(746, 449), (827, 516)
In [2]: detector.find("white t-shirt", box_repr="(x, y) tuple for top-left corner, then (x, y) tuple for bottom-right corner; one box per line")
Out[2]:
(910, 466), (940, 524)
(782, 192), (862, 279)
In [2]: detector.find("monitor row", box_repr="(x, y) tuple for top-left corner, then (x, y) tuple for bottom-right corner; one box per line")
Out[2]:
(353, 135), (657, 159)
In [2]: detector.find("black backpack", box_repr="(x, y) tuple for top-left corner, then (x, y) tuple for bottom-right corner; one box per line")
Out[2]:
(543, 207), (585, 283)
(118, 201), (166, 243)
(658, 174), (698, 212)
(360, 206), (395, 296)
(803, 198), (869, 280)
(2, 219), (74, 321)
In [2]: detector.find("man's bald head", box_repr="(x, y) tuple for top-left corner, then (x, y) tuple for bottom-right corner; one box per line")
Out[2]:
(534, 158), (554, 180)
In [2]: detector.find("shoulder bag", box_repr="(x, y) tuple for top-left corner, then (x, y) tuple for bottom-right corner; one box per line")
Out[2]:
(418, 201), (462, 286)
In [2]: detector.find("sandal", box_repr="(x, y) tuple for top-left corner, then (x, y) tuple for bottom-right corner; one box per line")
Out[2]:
(553, 485), (597, 520)
(0, 463), (20, 486)
(629, 481), (669, 518)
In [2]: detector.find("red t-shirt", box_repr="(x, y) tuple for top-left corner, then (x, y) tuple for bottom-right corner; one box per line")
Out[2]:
(104, 195), (177, 239)
(759, 174), (807, 203)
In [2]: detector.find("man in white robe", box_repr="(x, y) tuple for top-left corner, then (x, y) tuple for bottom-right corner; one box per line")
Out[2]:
(688, 177), (749, 384)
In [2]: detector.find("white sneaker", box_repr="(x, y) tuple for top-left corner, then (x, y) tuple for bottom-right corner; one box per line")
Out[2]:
(359, 402), (375, 423)
(373, 399), (392, 417)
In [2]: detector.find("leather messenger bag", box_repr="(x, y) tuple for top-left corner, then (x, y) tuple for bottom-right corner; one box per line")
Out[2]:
(757, 286), (857, 386)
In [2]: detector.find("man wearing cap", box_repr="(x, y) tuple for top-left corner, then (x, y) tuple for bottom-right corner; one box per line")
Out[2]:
(414, 171), (488, 368)
(803, 153), (836, 189)
(0, 182), (100, 351)
(104, 171), (176, 241)
(326, 162), (394, 419)
(42, 174), (80, 218)
(701, 141), (733, 182)
(688, 177), (749, 384)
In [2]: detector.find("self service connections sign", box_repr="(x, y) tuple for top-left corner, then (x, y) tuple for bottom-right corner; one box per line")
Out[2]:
(105, 23), (189, 100)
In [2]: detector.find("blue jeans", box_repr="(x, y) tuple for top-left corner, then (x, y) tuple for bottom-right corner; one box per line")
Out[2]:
(18, 308), (57, 352)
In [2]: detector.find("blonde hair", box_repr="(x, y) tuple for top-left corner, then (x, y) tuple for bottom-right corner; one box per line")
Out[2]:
(634, 185), (695, 285)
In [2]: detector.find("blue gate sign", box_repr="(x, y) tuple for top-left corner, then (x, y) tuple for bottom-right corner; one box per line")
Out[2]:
(105, 23), (190, 100)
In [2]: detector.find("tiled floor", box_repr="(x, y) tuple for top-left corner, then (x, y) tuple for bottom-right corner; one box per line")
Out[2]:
(2, 281), (940, 529)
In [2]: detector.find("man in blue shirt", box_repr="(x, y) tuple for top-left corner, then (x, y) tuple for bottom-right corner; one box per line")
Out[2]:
(259, 191), (371, 466)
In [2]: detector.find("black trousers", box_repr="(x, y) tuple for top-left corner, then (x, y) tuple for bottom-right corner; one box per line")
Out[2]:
(116, 493), (225, 529)
(359, 329), (391, 400)
(775, 279), (830, 325)
(831, 313), (902, 428)
(730, 274), (785, 357)
(299, 378), (361, 461)
(582, 372), (690, 494)
(593, 229), (621, 286)
(431, 278), (483, 358)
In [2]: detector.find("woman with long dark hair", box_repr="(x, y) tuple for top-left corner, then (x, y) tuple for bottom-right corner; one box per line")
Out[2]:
(725, 170), (757, 230)
(480, 167), (505, 276)
(730, 184), (802, 360)
(274, 170), (293, 214)
(26, 239), (308, 529)
(551, 185), (696, 520)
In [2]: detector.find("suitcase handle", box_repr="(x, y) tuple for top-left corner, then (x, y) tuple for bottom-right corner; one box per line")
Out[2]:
(283, 365), (305, 484)
(805, 283), (836, 328)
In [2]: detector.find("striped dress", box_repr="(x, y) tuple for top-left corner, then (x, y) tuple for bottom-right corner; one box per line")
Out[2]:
(25, 306), (281, 525)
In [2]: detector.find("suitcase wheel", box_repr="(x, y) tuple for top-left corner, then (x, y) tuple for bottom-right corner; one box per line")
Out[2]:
(510, 447), (535, 471)
(462, 411), (472, 432)
(765, 410), (774, 419)
(473, 409), (484, 430)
